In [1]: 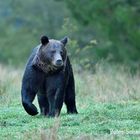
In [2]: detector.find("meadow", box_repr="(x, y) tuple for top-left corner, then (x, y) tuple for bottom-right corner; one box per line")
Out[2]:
(0, 63), (140, 140)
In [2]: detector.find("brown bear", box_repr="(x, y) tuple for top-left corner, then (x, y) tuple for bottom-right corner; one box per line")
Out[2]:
(21, 36), (78, 117)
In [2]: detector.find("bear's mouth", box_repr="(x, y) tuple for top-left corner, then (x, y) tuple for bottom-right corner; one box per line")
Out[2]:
(51, 63), (64, 71)
(52, 63), (64, 68)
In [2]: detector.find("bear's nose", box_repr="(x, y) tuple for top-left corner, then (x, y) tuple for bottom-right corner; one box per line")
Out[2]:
(56, 60), (63, 66)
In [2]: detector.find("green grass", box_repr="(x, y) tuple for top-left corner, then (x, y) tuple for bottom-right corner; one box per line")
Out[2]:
(0, 63), (140, 140)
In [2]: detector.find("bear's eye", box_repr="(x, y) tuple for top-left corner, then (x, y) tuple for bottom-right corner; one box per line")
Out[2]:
(60, 51), (63, 55)
(51, 50), (56, 54)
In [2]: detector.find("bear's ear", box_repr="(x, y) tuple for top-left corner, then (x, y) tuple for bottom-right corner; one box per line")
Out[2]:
(61, 36), (68, 46)
(41, 35), (49, 46)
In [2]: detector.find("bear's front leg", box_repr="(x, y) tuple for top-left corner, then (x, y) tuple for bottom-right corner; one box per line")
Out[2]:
(21, 87), (38, 116)
(37, 94), (49, 116)
(21, 64), (45, 116)
(47, 88), (64, 117)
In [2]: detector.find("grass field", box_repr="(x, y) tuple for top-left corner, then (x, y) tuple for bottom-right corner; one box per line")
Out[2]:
(0, 63), (140, 140)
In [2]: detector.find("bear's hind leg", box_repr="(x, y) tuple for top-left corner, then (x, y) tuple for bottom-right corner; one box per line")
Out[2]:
(65, 72), (78, 114)
(65, 87), (78, 114)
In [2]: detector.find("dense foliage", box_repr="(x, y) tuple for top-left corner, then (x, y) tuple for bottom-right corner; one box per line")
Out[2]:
(0, 0), (140, 69)
(64, 0), (140, 69)
(0, 0), (70, 66)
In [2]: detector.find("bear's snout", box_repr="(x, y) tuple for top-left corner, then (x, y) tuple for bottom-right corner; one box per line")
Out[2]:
(56, 59), (63, 66)
(52, 53), (64, 67)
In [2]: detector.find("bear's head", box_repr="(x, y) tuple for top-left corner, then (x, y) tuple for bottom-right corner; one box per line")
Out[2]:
(32, 35), (68, 73)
